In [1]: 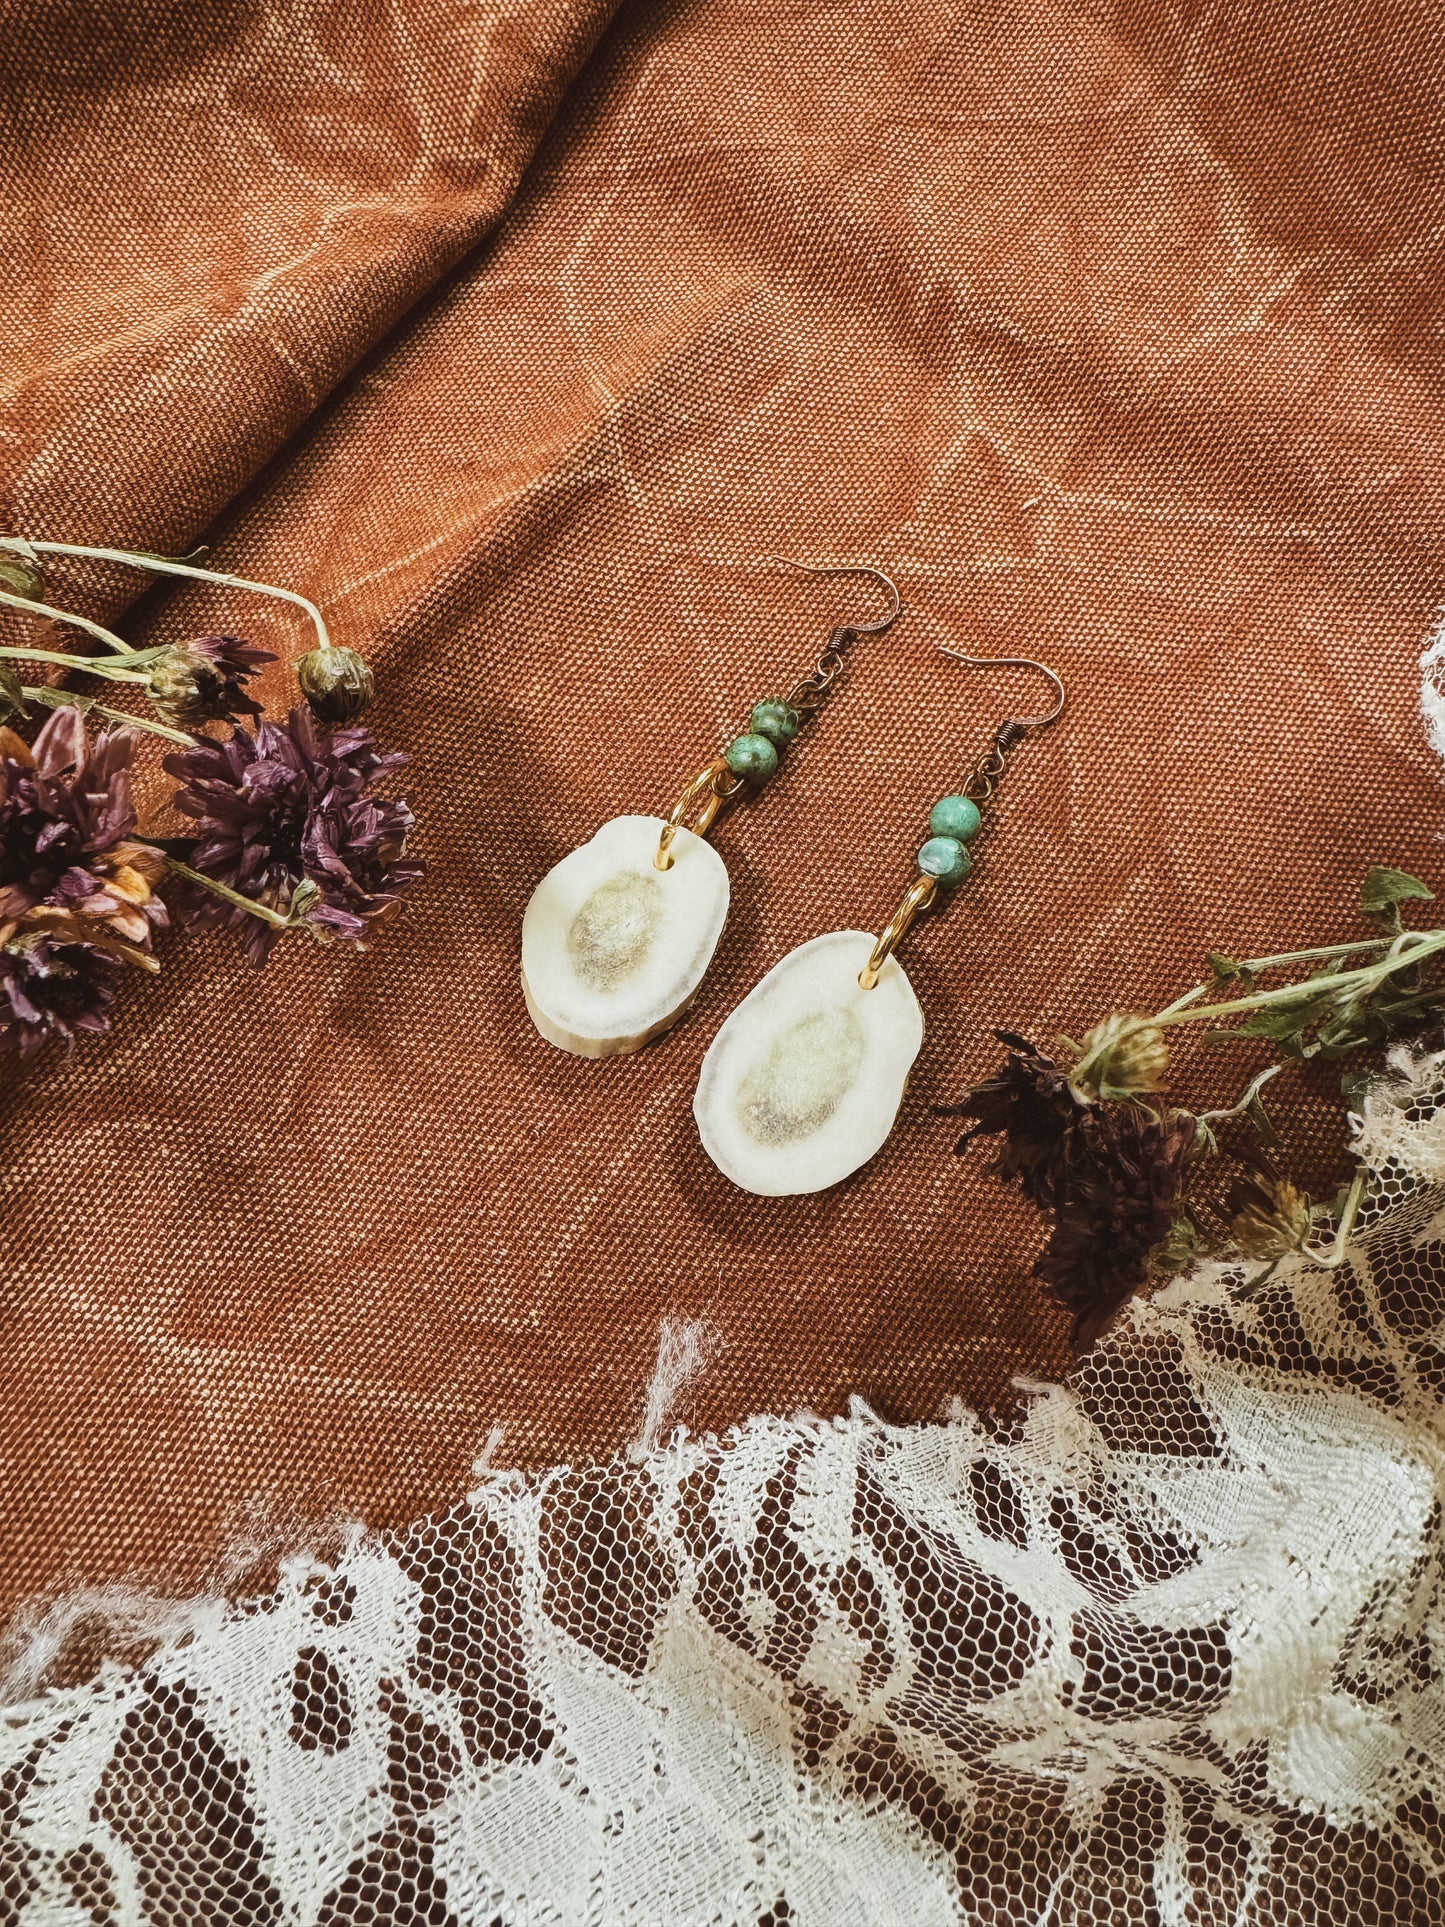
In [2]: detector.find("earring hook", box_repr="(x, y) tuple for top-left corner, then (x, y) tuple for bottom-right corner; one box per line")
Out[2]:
(757, 556), (901, 634)
(937, 646), (1065, 731)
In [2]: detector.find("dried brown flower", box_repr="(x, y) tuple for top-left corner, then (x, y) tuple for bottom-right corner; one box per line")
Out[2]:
(1067, 1012), (1170, 1102)
(1035, 1106), (1199, 1347)
(17, 839), (167, 965)
(296, 643), (374, 724)
(936, 1031), (1081, 1209)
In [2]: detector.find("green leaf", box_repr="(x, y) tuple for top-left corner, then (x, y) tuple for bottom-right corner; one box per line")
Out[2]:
(1361, 867), (1434, 916)
(0, 557), (43, 600)
(1234, 1001), (1327, 1045)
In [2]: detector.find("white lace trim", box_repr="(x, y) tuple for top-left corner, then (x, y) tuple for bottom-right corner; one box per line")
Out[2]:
(2, 1047), (1443, 1924)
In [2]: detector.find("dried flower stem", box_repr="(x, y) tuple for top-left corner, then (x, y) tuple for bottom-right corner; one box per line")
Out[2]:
(1305, 1166), (1368, 1271)
(1151, 931), (1445, 1031)
(1233, 938), (1407, 972)
(0, 538), (332, 654)
(0, 586), (138, 657)
(157, 854), (292, 929)
(19, 684), (195, 748)
(0, 644), (160, 683)
(1197, 1064), (1281, 1127)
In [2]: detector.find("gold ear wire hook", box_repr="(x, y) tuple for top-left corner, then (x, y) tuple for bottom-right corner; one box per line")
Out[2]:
(936, 646), (1065, 731)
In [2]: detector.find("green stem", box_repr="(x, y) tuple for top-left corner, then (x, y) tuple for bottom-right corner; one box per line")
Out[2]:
(1234, 937), (1399, 973)
(20, 685), (196, 747)
(1198, 1063), (1281, 1126)
(1154, 932), (1445, 1030)
(158, 853), (291, 928)
(0, 586), (137, 656)
(0, 645), (157, 684)
(1157, 984), (1207, 1019)
(1303, 1167), (1369, 1271)
(0, 538), (331, 653)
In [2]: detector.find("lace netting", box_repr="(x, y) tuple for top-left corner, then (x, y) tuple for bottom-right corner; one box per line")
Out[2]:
(3, 1047), (1444, 1924)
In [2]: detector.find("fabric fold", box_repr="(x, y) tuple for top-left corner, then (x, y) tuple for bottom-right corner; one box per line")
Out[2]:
(0, 0), (623, 590)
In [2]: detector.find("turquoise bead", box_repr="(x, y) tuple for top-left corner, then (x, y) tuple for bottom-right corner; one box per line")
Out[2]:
(918, 835), (971, 883)
(928, 794), (982, 842)
(749, 698), (799, 745)
(724, 733), (779, 780)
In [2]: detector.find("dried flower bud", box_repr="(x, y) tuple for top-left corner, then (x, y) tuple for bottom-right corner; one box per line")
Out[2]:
(286, 878), (324, 930)
(1227, 1170), (1313, 1261)
(1067, 1013), (1170, 1103)
(1146, 1211), (1207, 1280)
(0, 555), (44, 601)
(147, 635), (272, 727)
(296, 644), (373, 724)
(0, 662), (25, 727)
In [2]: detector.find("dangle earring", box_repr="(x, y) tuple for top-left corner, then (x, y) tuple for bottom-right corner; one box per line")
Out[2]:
(521, 563), (901, 1057)
(693, 640), (1065, 1194)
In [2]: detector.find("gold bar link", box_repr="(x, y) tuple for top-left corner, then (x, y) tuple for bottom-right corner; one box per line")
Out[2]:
(859, 873), (939, 989)
(655, 757), (743, 870)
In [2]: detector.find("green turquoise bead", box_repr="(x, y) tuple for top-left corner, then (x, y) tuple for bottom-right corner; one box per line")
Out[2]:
(724, 733), (779, 780)
(928, 794), (982, 842)
(749, 698), (799, 745)
(918, 835), (971, 883)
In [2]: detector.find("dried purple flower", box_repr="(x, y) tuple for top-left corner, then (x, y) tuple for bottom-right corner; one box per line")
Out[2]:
(1034, 1106), (1199, 1347)
(147, 634), (276, 728)
(0, 933), (116, 1060)
(0, 707), (167, 965)
(163, 706), (424, 966)
(935, 1031), (1081, 1209)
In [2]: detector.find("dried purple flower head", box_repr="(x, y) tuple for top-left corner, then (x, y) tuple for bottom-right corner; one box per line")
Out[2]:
(146, 634), (276, 728)
(163, 706), (425, 966)
(935, 1031), (1081, 1209)
(1034, 1106), (1199, 1347)
(0, 708), (167, 966)
(0, 932), (116, 1060)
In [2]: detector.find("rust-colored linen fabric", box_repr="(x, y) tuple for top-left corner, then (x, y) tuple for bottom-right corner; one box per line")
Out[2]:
(3, 0), (1444, 1633)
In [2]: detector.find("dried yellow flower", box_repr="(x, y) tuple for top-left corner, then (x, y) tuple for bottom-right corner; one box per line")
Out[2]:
(1228, 1170), (1313, 1261)
(1067, 1013), (1170, 1103)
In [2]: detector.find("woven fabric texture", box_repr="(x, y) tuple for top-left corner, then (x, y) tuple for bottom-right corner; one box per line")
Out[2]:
(3, 1044), (1444, 1924)
(3, 0), (1445, 1644)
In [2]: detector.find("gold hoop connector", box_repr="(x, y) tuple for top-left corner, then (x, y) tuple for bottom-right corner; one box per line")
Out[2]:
(655, 757), (742, 870)
(858, 873), (939, 989)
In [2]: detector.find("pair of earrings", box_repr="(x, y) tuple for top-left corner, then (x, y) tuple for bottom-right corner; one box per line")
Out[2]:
(521, 563), (1063, 1197)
